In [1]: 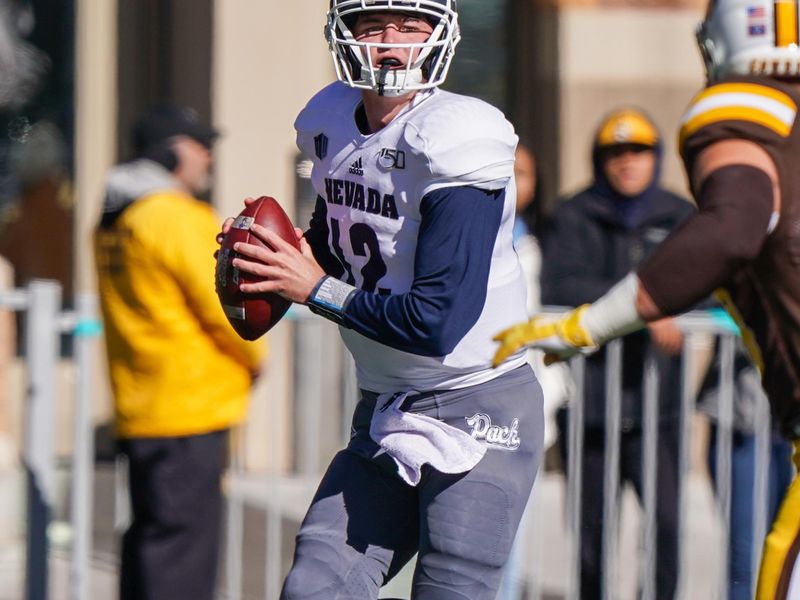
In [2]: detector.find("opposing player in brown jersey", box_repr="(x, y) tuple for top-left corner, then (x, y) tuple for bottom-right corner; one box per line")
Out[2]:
(493, 1), (800, 597)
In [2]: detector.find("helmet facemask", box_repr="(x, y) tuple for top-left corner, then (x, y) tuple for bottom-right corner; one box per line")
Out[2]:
(326, 0), (461, 97)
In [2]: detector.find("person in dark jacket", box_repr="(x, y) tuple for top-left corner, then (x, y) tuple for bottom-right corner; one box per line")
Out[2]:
(542, 107), (693, 600)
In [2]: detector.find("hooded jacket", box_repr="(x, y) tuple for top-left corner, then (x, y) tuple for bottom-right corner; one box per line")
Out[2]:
(94, 160), (265, 438)
(541, 139), (693, 428)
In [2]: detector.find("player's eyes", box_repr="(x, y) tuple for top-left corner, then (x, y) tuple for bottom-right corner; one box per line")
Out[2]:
(356, 20), (430, 37)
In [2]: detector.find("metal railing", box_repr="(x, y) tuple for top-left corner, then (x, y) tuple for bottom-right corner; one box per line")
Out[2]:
(497, 311), (773, 600)
(0, 280), (101, 600)
(1, 285), (774, 600)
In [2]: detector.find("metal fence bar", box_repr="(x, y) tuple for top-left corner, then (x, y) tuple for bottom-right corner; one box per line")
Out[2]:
(641, 351), (660, 600)
(715, 334), (736, 599)
(566, 355), (585, 600)
(8, 295), (774, 598)
(751, 389), (771, 598)
(524, 477), (543, 600)
(676, 331), (698, 599)
(225, 437), (244, 600)
(264, 371), (284, 600)
(69, 293), (101, 600)
(0, 287), (28, 310)
(295, 317), (323, 475)
(601, 339), (623, 600)
(264, 485), (282, 600)
(23, 280), (61, 600)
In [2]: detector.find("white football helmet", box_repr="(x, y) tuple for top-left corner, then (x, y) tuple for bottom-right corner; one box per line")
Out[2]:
(698, 0), (800, 80)
(326, 0), (460, 97)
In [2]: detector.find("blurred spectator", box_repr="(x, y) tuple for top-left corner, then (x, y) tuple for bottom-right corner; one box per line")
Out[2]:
(512, 143), (571, 451)
(542, 108), (693, 600)
(698, 337), (793, 600)
(94, 104), (265, 600)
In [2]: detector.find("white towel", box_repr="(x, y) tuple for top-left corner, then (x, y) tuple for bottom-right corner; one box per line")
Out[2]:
(369, 391), (487, 486)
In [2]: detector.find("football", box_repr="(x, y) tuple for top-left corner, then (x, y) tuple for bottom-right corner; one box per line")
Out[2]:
(215, 196), (299, 340)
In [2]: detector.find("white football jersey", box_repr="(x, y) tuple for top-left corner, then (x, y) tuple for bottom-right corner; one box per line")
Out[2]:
(295, 82), (528, 393)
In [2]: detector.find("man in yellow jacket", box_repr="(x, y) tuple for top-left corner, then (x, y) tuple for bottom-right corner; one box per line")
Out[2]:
(94, 104), (265, 600)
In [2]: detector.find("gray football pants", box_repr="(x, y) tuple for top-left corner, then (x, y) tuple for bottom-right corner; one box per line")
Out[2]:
(281, 365), (544, 600)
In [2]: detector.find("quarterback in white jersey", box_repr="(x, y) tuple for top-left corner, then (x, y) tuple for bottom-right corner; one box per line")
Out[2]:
(294, 81), (528, 391)
(226, 1), (543, 598)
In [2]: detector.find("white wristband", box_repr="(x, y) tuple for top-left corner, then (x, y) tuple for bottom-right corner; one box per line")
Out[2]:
(306, 276), (357, 325)
(582, 272), (645, 345)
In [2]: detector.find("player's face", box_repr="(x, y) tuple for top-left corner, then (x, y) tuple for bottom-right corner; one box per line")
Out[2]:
(352, 12), (434, 72)
(171, 136), (213, 195)
(514, 146), (537, 214)
(602, 146), (656, 198)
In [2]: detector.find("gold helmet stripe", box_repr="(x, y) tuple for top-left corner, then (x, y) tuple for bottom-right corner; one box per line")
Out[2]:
(774, 0), (799, 47)
(679, 83), (797, 146)
(691, 82), (797, 110)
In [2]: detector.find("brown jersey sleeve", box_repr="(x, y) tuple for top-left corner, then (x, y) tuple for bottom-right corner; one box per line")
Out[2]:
(679, 78), (796, 194)
(636, 78), (796, 316)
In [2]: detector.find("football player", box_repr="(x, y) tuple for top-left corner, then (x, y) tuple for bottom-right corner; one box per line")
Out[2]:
(493, 1), (800, 597)
(225, 1), (544, 598)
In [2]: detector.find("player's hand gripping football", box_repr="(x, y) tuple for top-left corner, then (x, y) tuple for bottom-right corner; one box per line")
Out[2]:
(492, 305), (597, 367)
(216, 197), (325, 304)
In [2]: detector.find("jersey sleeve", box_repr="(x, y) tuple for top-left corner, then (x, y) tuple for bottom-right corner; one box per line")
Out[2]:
(404, 96), (518, 198)
(342, 185), (506, 357)
(679, 80), (798, 182)
(295, 82), (352, 158)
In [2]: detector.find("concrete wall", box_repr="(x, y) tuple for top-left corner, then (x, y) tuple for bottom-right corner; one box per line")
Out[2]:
(557, 6), (706, 198)
(213, 0), (334, 471)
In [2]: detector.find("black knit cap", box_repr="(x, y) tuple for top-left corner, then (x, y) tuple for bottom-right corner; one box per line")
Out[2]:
(132, 103), (219, 154)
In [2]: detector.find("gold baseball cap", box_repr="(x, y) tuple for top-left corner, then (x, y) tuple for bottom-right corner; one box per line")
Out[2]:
(596, 109), (659, 148)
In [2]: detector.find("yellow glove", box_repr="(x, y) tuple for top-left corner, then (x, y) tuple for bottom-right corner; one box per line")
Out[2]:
(492, 305), (596, 367)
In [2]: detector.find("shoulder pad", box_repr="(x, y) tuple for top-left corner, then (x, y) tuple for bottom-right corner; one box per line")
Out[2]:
(294, 82), (359, 133)
(679, 81), (797, 156)
(294, 83), (360, 158)
(404, 92), (517, 196)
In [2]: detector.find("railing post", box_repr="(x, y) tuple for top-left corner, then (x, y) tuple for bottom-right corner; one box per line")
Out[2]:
(641, 352), (660, 600)
(602, 340), (623, 600)
(70, 292), (101, 600)
(23, 280), (61, 600)
(566, 355), (585, 600)
(715, 333), (736, 598)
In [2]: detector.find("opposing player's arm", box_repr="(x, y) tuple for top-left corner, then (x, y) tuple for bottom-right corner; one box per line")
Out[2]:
(635, 138), (778, 319)
(493, 139), (778, 366)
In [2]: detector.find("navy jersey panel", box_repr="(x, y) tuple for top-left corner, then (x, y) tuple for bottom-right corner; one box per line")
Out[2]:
(305, 194), (346, 279)
(342, 186), (505, 357)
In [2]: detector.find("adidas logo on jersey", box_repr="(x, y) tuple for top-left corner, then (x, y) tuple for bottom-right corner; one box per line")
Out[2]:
(348, 157), (364, 176)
